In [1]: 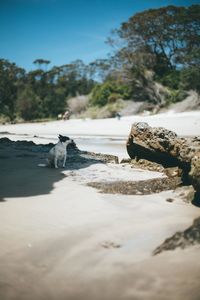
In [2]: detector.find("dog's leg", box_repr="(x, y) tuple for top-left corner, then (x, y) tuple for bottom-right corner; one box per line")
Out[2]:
(54, 157), (58, 168)
(63, 154), (67, 168)
(46, 158), (50, 166)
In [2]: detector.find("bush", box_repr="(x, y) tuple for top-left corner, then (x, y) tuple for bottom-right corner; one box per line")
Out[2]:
(90, 81), (131, 107)
(90, 82), (112, 106)
(0, 114), (11, 124)
(180, 67), (200, 92)
(80, 99), (125, 119)
(157, 70), (181, 89)
(166, 89), (187, 104)
(108, 93), (121, 103)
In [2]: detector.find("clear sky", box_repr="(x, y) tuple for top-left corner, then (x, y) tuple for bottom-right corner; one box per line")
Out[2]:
(0, 0), (199, 70)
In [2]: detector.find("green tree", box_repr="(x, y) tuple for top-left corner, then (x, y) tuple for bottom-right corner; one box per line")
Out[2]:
(33, 59), (51, 71)
(88, 59), (113, 81)
(16, 87), (42, 120)
(109, 5), (200, 74)
(106, 4), (200, 97)
(0, 59), (25, 120)
(90, 81), (131, 107)
(56, 60), (96, 97)
(115, 5), (200, 68)
(180, 67), (200, 92)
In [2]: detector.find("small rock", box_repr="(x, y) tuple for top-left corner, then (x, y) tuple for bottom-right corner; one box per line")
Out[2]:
(166, 198), (174, 203)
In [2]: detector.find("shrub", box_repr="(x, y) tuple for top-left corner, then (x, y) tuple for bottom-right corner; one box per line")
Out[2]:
(90, 81), (131, 107)
(80, 99), (124, 119)
(180, 67), (200, 92)
(157, 70), (181, 90)
(16, 87), (42, 120)
(166, 89), (187, 104)
(0, 114), (11, 124)
(108, 93), (121, 103)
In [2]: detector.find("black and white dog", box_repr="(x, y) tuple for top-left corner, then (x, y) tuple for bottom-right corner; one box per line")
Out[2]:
(47, 135), (73, 168)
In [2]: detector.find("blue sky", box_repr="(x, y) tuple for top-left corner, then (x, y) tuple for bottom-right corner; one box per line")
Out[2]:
(0, 0), (198, 70)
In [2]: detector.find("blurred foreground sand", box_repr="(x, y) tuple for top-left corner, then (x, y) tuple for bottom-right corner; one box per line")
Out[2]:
(0, 113), (200, 300)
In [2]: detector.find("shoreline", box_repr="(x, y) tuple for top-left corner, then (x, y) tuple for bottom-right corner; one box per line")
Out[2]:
(1, 110), (200, 161)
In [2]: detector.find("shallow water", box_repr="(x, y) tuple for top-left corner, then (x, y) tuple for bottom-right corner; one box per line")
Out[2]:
(75, 136), (128, 158)
(0, 133), (128, 159)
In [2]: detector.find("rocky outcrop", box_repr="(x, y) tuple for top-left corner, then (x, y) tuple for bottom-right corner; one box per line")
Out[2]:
(126, 122), (200, 200)
(88, 177), (181, 195)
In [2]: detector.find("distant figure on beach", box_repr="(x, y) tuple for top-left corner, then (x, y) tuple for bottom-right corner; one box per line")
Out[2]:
(116, 112), (121, 120)
(63, 110), (70, 120)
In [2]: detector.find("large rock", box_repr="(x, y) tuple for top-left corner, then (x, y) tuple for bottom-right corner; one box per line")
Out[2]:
(126, 122), (200, 200)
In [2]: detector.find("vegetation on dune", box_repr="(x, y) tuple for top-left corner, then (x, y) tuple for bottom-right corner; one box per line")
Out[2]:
(0, 5), (199, 122)
(90, 81), (132, 107)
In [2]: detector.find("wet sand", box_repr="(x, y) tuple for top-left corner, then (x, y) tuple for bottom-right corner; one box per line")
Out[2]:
(0, 136), (200, 300)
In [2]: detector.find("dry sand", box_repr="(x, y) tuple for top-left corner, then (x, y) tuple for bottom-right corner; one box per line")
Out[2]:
(1, 111), (200, 138)
(0, 113), (200, 300)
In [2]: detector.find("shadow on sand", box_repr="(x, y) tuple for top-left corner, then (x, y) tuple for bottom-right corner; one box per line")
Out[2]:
(0, 138), (107, 200)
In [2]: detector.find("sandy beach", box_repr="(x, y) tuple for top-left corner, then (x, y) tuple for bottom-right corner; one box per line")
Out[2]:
(1, 111), (200, 137)
(1, 111), (200, 158)
(0, 112), (200, 300)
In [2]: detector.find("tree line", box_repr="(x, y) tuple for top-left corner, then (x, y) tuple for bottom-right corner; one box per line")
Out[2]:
(0, 4), (199, 121)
